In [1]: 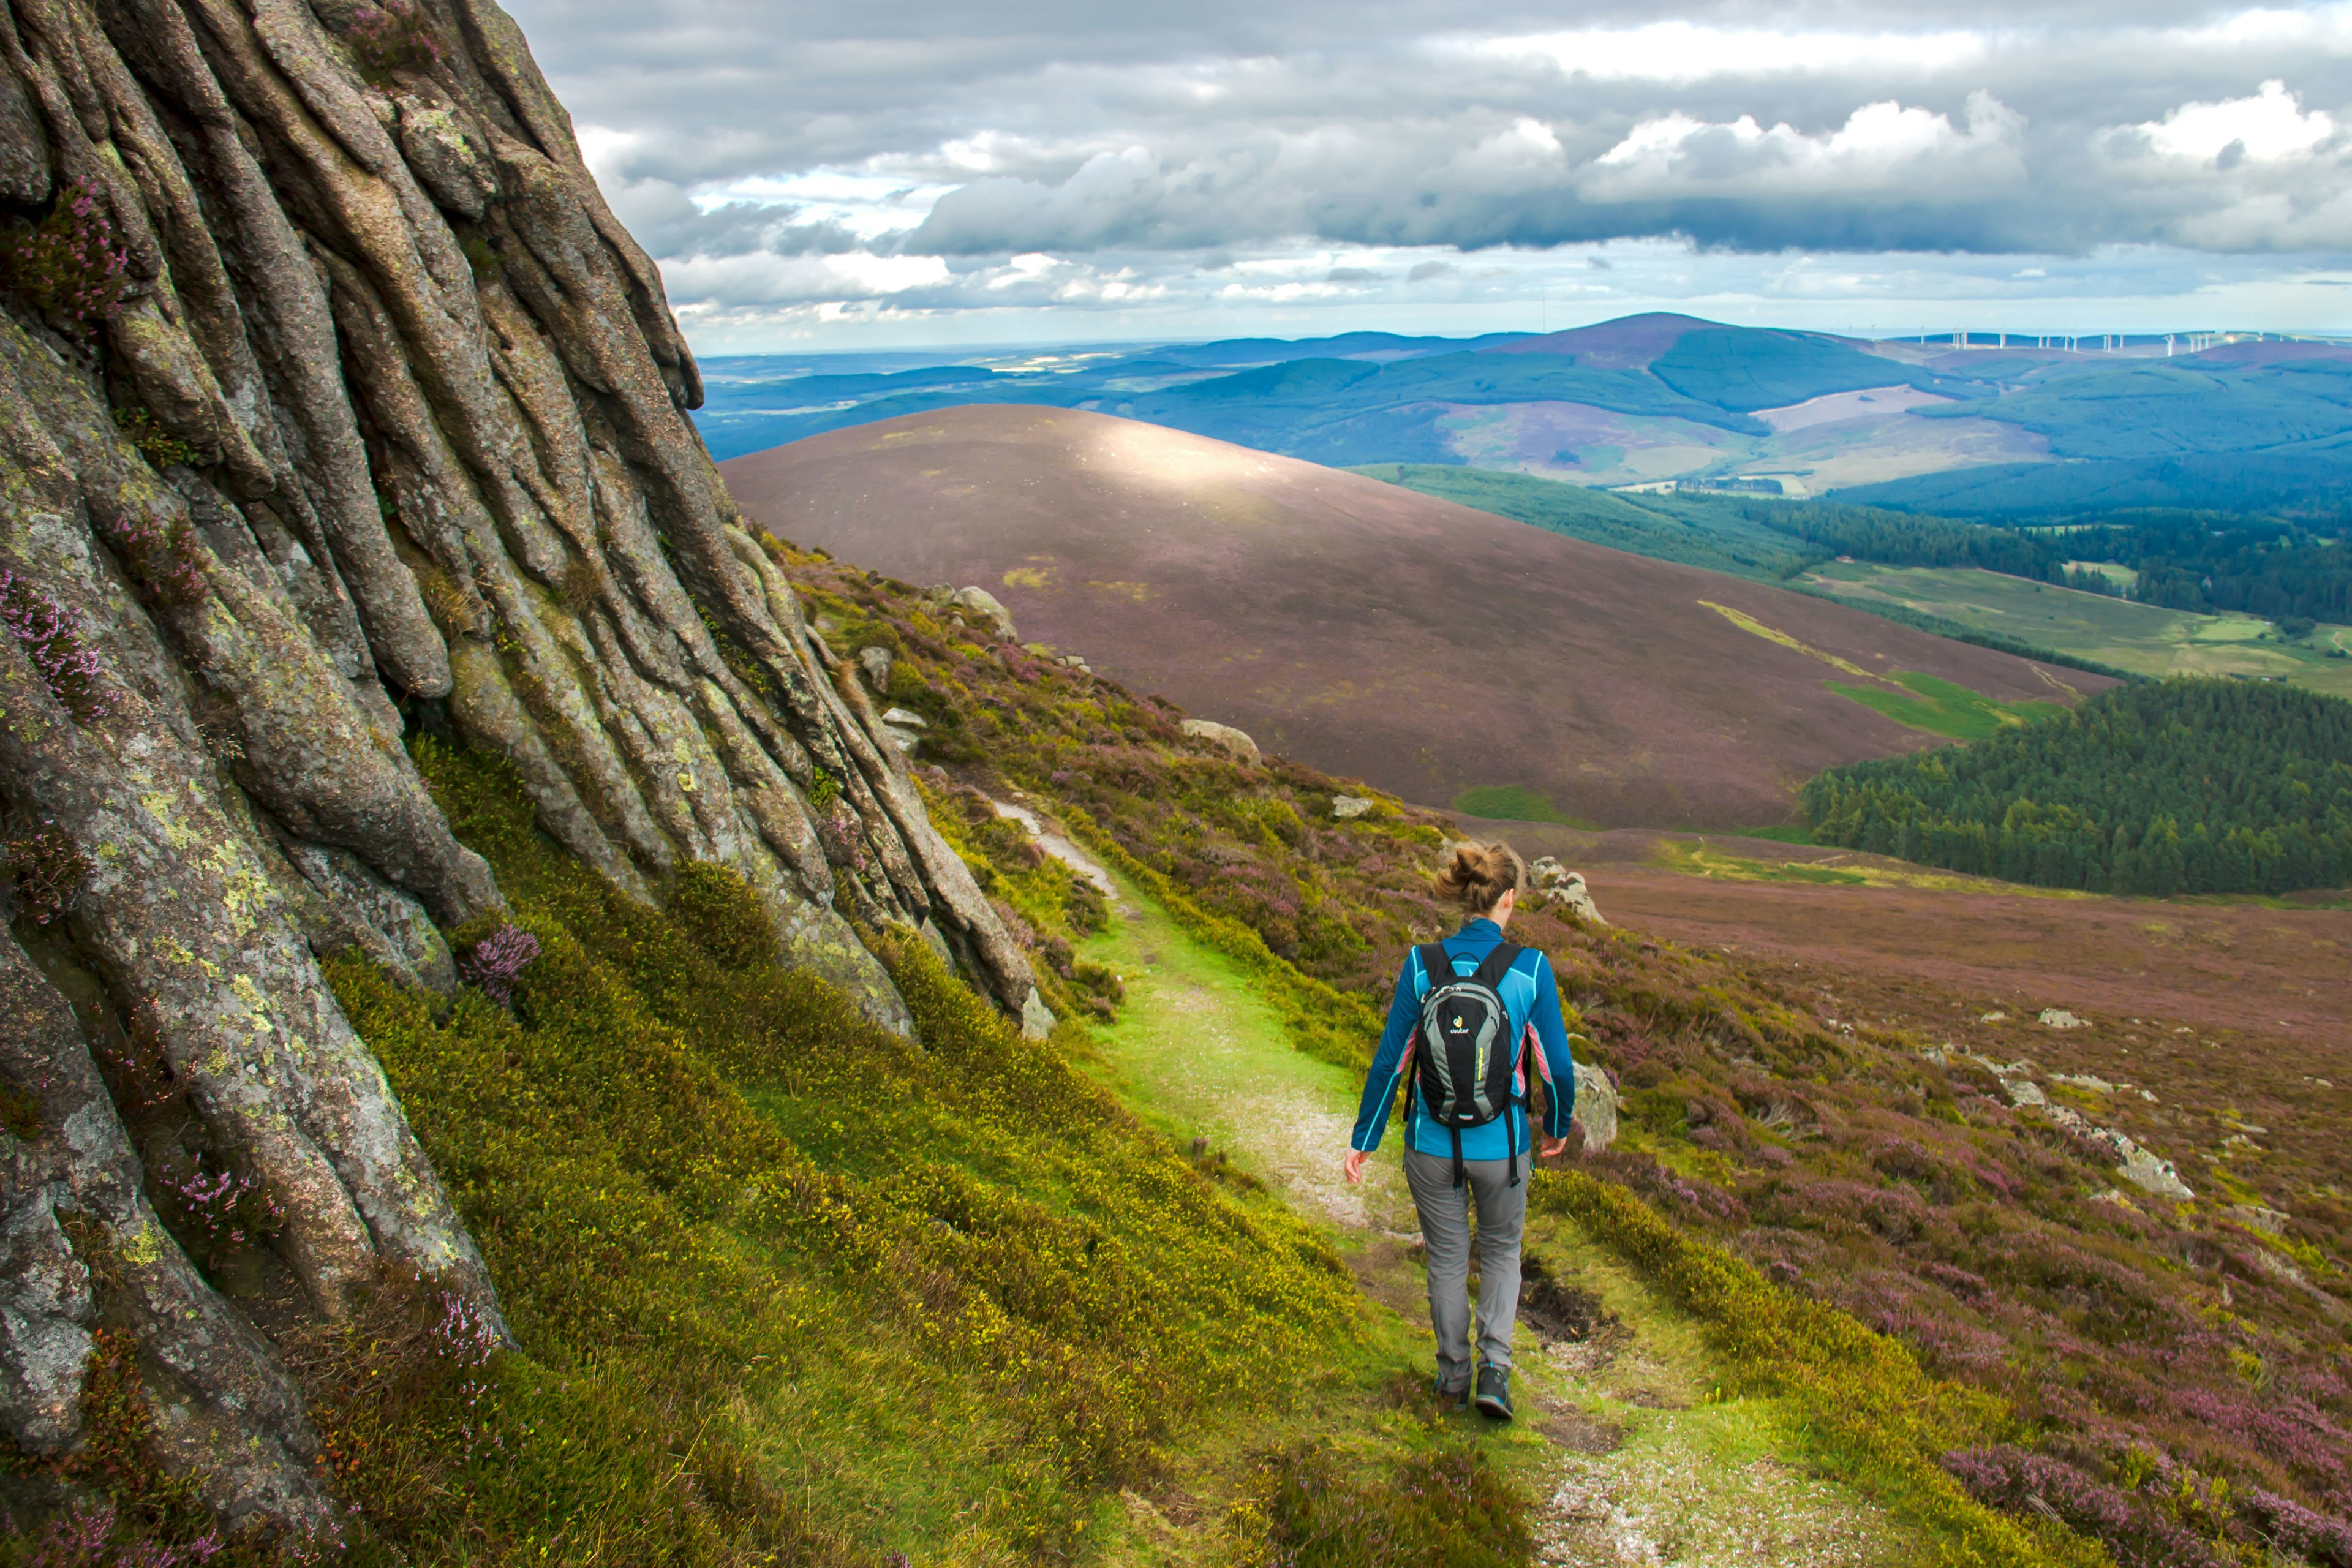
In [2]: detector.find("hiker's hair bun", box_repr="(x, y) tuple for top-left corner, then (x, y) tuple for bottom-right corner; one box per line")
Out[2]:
(1434, 841), (1525, 913)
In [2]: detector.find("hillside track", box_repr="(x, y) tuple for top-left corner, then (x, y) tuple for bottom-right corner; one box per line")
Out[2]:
(722, 407), (2106, 829)
(1036, 820), (1923, 1564)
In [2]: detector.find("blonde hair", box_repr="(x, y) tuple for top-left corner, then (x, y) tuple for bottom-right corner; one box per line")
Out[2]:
(1434, 841), (1525, 914)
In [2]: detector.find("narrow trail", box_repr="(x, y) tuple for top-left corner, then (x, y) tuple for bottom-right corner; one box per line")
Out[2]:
(1035, 829), (1927, 1567)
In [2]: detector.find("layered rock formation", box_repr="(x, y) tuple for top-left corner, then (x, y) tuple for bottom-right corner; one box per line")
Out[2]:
(0, 0), (1035, 1526)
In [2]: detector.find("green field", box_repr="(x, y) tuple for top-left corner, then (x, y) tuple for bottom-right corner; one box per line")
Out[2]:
(1825, 669), (2065, 740)
(1350, 464), (1806, 581)
(1807, 561), (2352, 698)
(1450, 782), (1599, 826)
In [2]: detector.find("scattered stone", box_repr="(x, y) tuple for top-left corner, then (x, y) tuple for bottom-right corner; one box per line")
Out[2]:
(944, 586), (1017, 640)
(1179, 718), (1261, 764)
(1570, 1062), (1619, 1153)
(1331, 794), (1375, 820)
(2090, 1188), (2138, 1209)
(1530, 857), (1607, 924)
(876, 706), (927, 755)
(1980, 1010), (2008, 1023)
(2041, 1102), (2194, 1200)
(1020, 987), (1056, 1041)
(2229, 1204), (2290, 1237)
(2039, 1008), (2089, 1029)
(858, 644), (894, 690)
(2002, 1079), (2046, 1107)
(2051, 1073), (2114, 1093)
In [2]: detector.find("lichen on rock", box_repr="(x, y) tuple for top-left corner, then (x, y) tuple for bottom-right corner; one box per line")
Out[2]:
(0, 0), (1037, 1525)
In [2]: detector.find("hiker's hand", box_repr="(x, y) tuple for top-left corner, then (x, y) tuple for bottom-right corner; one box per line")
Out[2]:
(1343, 1150), (1370, 1185)
(1539, 1136), (1569, 1159)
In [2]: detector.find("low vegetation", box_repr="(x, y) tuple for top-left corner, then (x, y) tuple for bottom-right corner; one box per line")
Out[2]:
(279, 741), (1363, 1563)
(1804, 678), (2352, 895)
(777, 541), (2352, 1568)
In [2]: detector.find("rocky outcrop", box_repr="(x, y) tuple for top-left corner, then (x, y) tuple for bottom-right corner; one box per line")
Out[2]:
(1531, 857), (1606, 925)
(0, 0), (1035, 1523)
(1180, 718), (1260, 763)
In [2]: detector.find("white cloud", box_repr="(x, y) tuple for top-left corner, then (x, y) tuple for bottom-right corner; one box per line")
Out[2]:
(2140, 79), (2336, 162)
(505, 0), (2352, 343)
(1464, 21), (1992, 85)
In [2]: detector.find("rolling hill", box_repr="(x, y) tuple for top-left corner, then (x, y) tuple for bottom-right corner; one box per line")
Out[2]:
(693, 317), (2352, 516)
(720, 407), (2105, 829)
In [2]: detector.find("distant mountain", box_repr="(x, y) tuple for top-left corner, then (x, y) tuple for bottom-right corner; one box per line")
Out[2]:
(693, 316), (2352, 518)
(721, 406), (2103, 829)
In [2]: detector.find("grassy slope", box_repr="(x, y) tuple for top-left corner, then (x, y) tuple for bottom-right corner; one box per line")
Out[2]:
(1808, 561), (2352, 699)
(303, 742), (1393, 1566)
(771, 543), (2348, 1568)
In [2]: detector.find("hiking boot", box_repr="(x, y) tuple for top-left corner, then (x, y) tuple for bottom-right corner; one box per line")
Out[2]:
(1433, 1373), (1469, 1410)
(1473, 1362), (1513, 1421)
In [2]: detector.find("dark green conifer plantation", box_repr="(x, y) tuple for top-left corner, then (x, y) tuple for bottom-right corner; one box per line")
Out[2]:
(1802, 679), (2352, 894)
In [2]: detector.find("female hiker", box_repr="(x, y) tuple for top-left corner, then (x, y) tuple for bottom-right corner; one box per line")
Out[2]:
(1341, 842), (1576, 1421)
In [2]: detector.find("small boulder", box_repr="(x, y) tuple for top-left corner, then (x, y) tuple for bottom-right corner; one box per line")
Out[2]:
(1180, 718), (1261, 764)
(1570, 1061), (1619, 1153)
(2039, 1008), (2089, 1030)
(1020, 987), (1056, 1041)
(878, 707), (927, 755)
(1331, 794), (1375, 820)
(949, 586), (1017, 640)
(858, 645), (894, 690)
(2117, 1144), (2194, 1202)
(1529, 859), (1605, 924)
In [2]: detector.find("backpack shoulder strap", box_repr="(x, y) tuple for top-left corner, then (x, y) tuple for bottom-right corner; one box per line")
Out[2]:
(1412, 943), (1457, 1001)
(1468, 940), (1525, 990)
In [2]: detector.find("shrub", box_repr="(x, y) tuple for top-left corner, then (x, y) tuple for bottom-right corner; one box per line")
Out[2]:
(110, 405), (204, 470)
(94, 509), (209, 606)
(459, 921), (539, 1005)
(0, 570), (112, 720)
(0, 186), (135, 330)
(2, 820), (89, 924)
(342, 0), (443, 81)
(1238, 1439), (1534, 1568)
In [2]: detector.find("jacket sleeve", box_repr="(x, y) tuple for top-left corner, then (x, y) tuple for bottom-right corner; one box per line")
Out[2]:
(1528, 952), (1578, 1141)
(1349, 951), (1423, 1153)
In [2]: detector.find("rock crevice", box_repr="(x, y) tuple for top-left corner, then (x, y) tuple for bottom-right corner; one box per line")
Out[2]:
(0, 0), (1037, 1521)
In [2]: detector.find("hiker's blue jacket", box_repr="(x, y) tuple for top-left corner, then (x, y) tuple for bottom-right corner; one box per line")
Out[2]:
(1349, 919), (1577, 1161)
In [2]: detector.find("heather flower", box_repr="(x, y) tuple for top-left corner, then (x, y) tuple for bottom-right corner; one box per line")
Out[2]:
(462, 922), (540, 1005)
(3, 821), (89, 925)
(0, 186), (135, 330)
(343, 0), (443, 80)
(94, 510), (209, 605)
(0, 569), (113, 720)
(13, 1500), (223, 1566)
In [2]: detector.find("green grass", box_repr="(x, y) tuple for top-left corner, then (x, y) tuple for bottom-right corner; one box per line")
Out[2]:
(1349, 464), (1808, 581)
(1809, 561), (2352, 699)
(1450, 783), (1599, 827)
(304, 739), (1366, 1565)
(1825, 670), (2065, 741)
(1531, 1172), (2105, 1568)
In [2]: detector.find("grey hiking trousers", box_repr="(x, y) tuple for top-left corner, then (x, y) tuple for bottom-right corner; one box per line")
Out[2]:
(1403, 1147), (1527, 1388)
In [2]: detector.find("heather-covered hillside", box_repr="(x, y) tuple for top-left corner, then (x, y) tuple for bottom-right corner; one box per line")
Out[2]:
(722, 406), (2101, 831)
(775, 538), (2352, 1568)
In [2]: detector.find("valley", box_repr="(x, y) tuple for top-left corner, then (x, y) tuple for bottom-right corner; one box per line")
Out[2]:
(720, 406), (2098, 832)
(1806, 562), (2352, 698)
(2, 0), (2346, 1555)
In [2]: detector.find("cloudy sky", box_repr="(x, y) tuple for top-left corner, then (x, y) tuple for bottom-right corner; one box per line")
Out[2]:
(503, 0), (2352, 350)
